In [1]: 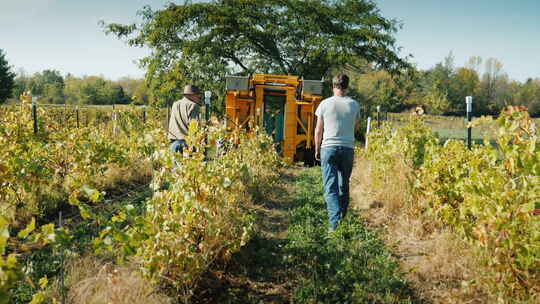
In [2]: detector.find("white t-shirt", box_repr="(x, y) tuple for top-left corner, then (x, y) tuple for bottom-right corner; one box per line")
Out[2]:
(315, 96), (360, 148)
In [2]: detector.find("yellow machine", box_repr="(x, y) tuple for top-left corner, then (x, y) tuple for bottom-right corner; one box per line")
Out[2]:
(225, 74), (323, 165)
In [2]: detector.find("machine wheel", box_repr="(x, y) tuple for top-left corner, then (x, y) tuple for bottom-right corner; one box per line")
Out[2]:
(303, 148), (316, 167)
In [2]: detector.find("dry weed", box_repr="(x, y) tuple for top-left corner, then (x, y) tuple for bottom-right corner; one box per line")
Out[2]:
(64, 257), (170, 304)
(97, 161), (152, 191)
(351, 154), (489, 303)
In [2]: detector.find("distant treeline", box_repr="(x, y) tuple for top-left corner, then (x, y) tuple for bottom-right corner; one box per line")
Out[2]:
(3, 55), (539, 117)
(351, 54), (540, 117)
(9, 69), (150, 105)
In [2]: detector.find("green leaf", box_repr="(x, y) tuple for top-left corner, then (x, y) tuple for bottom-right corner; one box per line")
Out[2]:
(79, 205), (95, 220)
(124, 204), (136, 216)
(122, 244), (136, 256)
(112, 211), (127, 223)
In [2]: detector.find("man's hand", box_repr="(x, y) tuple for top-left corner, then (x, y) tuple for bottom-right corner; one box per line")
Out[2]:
(314, 115), (324, 162)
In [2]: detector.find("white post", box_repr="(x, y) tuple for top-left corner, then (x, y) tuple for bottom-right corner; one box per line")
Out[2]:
(112, 105), (118, 136)
(376, 105), (381, 127)
(365, 117), (372, 151)
(204, 91), (212, 123)
(204, 91), (212, 105)
(204, 91), (212, 159)
(466, 96), (472, 113)
(466, 96), (473, 150)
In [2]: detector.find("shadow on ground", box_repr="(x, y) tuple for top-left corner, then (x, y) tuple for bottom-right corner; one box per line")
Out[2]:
(191, 169), (299, 304)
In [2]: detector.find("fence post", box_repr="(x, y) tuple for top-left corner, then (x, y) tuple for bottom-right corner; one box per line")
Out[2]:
(376, 105), (381, 128)
(466, 96), (473, 150)
(365, 117), (372, 151)
(143, 106), (147, 124)
(64, 103), (68, 127)
(76, 106), (80, 128)
(204, 91), (212, 123)
(204, 91), (212, 159)
(32, 98), (38, 135)
(112, 104), (117, 136)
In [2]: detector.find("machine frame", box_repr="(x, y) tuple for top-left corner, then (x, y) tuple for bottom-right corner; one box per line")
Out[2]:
(225, 74), (323, 165)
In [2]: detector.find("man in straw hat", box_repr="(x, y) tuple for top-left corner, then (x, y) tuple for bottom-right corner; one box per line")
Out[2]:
(168, 85), (202, 153)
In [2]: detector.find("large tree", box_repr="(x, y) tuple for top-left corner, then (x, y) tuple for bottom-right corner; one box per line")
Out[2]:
(451, 67), (480, 113)
(14, 69), (66, 103)
(0, 49), (15, 104)
(29, 69), (64, 96)
(352, 68), (419, 113)
(105, 0), (410, 106)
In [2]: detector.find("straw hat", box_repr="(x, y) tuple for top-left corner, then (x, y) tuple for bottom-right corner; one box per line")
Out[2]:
(183, 85), (201, 95)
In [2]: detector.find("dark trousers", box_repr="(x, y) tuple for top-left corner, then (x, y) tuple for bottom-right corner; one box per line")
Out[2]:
(170, 139), (187, 153)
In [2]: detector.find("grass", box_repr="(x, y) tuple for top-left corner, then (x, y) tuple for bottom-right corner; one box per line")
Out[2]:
(285, 168), (418, 303)
(432, 128), (484, 141)
(384, 113), (501, 146)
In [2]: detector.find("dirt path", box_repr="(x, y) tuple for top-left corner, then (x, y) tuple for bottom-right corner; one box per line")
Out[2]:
(193, 166), (421, 304)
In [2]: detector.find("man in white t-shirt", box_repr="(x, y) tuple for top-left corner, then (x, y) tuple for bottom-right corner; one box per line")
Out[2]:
(314, 73), (361, 231)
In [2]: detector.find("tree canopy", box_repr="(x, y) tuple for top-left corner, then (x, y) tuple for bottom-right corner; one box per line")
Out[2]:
(0, 49), (15, 104)
(105, 0), (410, 106)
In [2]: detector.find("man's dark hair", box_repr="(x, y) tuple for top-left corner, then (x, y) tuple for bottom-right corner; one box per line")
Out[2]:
(332, 73), (349, 90)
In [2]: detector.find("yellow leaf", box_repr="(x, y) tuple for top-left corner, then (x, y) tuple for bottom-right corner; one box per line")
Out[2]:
(38, 276), (48, 289)
(40, 224), (56, 243)
(29, 292), (47, 304)
(18, 217), (36, 239)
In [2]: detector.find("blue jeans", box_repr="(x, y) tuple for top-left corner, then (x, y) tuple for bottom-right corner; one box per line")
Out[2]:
(170, 139), (187, 153)
(321, 146), (354, 231)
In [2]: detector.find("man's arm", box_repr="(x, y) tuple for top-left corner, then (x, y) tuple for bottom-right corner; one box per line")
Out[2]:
(189, 104), (200, 121)
(355, 120), (361, 135)
(354, 104), (361, 139)
(314, 116), (324, 161)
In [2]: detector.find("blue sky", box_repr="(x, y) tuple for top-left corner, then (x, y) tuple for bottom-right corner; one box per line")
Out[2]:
(1, 0), (538, 81)
(377, 0), (540, 81)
